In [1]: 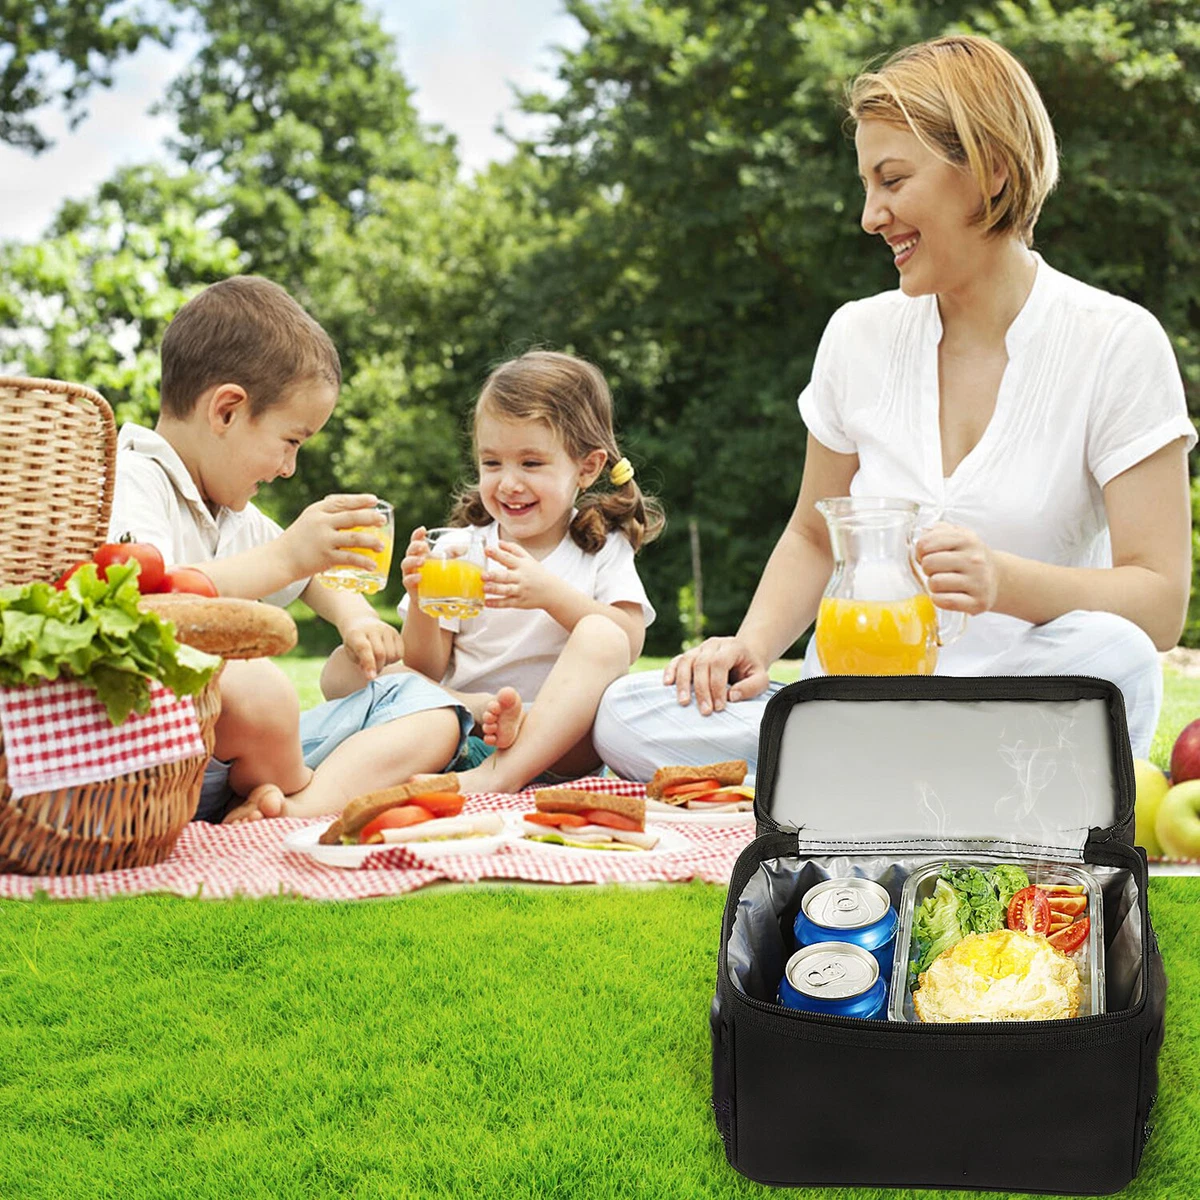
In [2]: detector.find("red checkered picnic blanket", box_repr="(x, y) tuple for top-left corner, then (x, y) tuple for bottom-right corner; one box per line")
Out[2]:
(0, 679), (206, 798)
(0, 777), (756, 898)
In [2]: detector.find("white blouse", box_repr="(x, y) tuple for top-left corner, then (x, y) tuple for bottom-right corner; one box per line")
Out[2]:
(797, 254), (1196, 669)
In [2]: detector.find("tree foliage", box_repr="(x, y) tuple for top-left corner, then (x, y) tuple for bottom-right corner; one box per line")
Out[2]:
(0, 0), (168, 151)
(1, 0), (1197, 650)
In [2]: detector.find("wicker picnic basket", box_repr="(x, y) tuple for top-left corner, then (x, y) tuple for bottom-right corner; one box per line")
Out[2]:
(0, 376), (223, 875)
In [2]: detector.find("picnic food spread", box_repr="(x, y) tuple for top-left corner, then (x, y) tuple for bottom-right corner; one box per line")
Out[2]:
(138, 594), (298, 659)
(0, 560), (219, 724)
(317, 774), (503, 846)
(519, 788), (659, 851)
(645, 760), (754, 812)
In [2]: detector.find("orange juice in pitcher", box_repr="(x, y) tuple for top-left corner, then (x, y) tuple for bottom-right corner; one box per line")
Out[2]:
(814, 498), (964, 676)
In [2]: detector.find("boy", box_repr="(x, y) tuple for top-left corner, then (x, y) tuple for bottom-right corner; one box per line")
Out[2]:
(110, 275), (470, 822)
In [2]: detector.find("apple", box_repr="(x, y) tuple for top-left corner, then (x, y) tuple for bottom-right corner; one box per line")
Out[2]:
(1169, 718), (1200, 785)
(1155, 780), (1200, 861)
(1133, 759), (1171, 858)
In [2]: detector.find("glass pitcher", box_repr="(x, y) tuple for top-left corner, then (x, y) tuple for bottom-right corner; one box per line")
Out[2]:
(814, 497), (965, 676)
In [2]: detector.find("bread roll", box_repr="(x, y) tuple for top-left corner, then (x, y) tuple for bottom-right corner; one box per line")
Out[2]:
(138, 594), (297, 659)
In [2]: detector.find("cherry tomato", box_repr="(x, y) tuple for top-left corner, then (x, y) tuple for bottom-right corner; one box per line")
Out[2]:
(409, 792), (464, 819)
(358, 805), (432, 843)
(158, 567), (219, 597)
(93, 541), (166, 592)
(1047, 916), (1090, 956)
(1007, 885), (1052, 936)
(662, 778), (722, 799)
(583, 809), (641, 831)
(53, 561), (87, 590)
(524, 811), (589, 828)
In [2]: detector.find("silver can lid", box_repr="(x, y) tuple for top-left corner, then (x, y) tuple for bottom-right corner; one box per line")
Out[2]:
(802, 877), (891, 930)
(785, 942), (879, 1000)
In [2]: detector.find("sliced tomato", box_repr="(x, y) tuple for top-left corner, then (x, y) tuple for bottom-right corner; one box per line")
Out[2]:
(687, 785), (755, 805)
(661, 778), (722, 799)
(409, 792), (464, 818)
(358, 805), (432, 843)
(1047, 917), (1090, 956)
(524, 811), (589, 828)
(583, 809), (641, 831)
(1046, 895), (1087, 918)
(1039, 884), (1085, 895)
(1007, 885), (1052, 936)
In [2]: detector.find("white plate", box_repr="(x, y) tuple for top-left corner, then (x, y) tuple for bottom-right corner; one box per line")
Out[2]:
(511, 819), (692, 857)
(283, 820), (511, 869)
(644, 803), (755, 827)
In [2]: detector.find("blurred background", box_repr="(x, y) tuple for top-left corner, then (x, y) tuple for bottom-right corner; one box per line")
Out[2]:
(2, 0), (1197, 656)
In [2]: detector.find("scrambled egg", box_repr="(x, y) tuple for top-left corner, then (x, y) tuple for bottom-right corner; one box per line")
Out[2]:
(913, 928), (1082, 1023)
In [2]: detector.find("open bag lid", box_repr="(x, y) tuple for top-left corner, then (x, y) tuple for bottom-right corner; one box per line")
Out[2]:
(754, 676), (1136, 858)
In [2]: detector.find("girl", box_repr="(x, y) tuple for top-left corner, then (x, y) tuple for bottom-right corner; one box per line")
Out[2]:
(324, 350), (663, 793)
(594, 33), (1193, 779)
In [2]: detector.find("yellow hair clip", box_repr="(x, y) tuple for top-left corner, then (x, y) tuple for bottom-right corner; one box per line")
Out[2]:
(609, 457), (634, 487)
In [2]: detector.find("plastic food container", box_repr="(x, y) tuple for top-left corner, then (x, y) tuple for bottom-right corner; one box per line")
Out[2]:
(888, 861), (1105, 1022)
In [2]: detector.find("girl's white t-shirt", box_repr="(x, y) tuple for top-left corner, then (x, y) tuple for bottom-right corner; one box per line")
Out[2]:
(399, 521), (655, 699)
(797, 254), (1196, 671)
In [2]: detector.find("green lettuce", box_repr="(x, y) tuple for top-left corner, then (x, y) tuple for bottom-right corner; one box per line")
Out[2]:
(987, 864), (1031, 912)
(0, 562), (220, 725)
(910, 878), (964, 982)
(942, 865), (1005, 935)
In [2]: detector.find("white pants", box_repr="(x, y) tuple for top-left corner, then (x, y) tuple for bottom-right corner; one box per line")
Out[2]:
(593, 610), (1162, 781)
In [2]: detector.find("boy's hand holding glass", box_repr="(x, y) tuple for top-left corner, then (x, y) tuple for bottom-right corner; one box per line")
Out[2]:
(316, 499), (395, 595)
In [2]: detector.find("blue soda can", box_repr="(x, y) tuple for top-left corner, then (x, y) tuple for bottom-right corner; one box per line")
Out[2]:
(777, 942), (886, 1019)
(794, 877), (898, 981)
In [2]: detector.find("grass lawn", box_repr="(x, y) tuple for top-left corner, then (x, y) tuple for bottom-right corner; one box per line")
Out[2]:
(1, 663), (1197, 1198)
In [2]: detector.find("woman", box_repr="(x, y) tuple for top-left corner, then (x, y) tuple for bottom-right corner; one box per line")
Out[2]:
(594, 33), (1193, 774)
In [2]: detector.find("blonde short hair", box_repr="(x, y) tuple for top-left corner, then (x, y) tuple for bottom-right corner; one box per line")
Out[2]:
(847, 35), (1059, 245)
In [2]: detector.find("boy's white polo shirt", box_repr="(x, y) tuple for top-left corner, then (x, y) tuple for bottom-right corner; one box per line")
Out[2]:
(110, 423), (307, 608)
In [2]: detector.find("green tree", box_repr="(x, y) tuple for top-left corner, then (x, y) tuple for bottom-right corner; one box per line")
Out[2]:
(0, 0), (169, 151)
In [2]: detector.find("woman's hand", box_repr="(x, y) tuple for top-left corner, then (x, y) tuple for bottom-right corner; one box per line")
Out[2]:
(915, 522), (999, 615)
(483, 541), (555, 609)
(663, 636), (771, 715)
(400, 526), (430, 599)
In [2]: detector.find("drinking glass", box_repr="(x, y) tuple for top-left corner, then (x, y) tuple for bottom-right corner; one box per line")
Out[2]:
(418, 527), (487, 619)
(318, 500), (395, 595)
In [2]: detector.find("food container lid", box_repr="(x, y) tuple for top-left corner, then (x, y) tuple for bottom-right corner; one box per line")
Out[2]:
(754, 676), (1133, 856)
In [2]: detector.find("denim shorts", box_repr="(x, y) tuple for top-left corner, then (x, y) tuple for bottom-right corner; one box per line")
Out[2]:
(195, 673), (473, 822)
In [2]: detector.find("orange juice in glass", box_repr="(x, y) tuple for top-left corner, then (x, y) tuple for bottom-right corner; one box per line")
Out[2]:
(418, 527), (486, 619)
(814, 497), (964, 676)
(319, 500), (394, 595)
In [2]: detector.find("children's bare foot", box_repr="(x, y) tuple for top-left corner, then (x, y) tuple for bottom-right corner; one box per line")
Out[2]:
(481, 686), (524, 750)
(223, 783), (286, 823)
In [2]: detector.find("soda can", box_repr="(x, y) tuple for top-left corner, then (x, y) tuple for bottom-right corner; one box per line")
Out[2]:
(777, 942), (886, 1019)
(794, 877), (897, 980)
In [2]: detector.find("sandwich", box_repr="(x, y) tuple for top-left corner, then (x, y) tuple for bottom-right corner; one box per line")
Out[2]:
(318, 774), (503, 846)
(645, 760), (753, 812)
(519, 789), (659, 851)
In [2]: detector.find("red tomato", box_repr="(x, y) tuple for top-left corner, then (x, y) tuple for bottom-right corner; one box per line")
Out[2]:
(1047, 917), (1090, 956)
(93, 541), (166, 592)
(53, 561), (87, 590)
(410, 792), (464, 819)
(583, 809), (641, 831)
(1007, 886), (1052, 936)
(358, 805), (433, 843)
(524, 811), (588, 828)
(158, 567), (219, 597)
(1046, 895), (1087, 918)
(662, 778), (722, 799)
